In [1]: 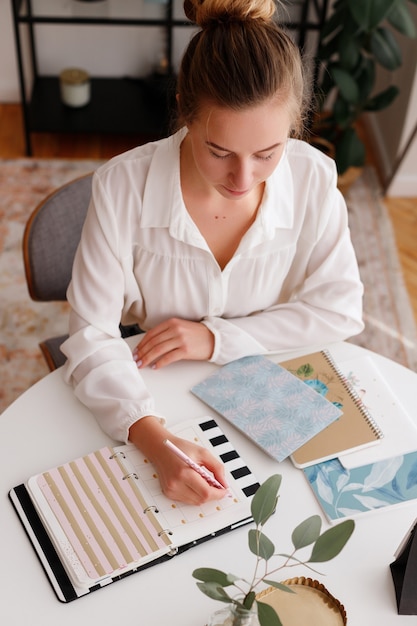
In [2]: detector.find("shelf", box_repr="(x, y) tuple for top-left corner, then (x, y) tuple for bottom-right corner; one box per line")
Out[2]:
(15, 0), (173, 25)
(28, 75), (175, 136)
(11, 0), (328, 155)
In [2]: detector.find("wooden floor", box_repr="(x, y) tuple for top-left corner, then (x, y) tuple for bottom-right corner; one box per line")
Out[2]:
(1, 102), (417, 324)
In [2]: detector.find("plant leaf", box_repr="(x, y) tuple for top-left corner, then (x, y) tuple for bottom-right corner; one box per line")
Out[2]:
(309, 519), (355, 562)
(387, 0), (417, 38)
(248, 529), (275, 560)
(338, 33), (361, 70)
(251, 475), (281, 526)
(348, 0), (397, 31)
(371, 27), (403, 69)
(196, 581), (234, 604)
(264, 580), (296, 594)
(335, 127), (366, 173)
(292, 515), (322, 549)
(192, 568), (235, 586)
(257, 601), (284, 626)
(333, 96), (354, 127)
(356, 57), (376, 103)
(320, 6), (346, 41)
(330, 67), (360, 103)
(243, 591), (256, 610)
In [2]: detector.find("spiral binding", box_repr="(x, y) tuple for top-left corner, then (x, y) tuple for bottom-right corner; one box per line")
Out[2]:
(321, 349), (384, 439)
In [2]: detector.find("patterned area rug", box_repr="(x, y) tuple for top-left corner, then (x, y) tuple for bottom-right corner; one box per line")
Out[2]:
(1, 159), (416, 415)
(344, 167), (417, 372)
(0, 159), (102, 414)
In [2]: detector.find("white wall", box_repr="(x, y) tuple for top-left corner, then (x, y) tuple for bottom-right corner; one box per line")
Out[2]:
(366, 1), (417, 197)
(0, 1), (20, 101)
(0, 1), (195, 102)
(385, 63), (417, 197)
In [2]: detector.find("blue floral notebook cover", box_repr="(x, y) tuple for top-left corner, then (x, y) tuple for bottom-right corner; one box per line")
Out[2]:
(304, 451), (417, 522)
(191, 355), (342, 462)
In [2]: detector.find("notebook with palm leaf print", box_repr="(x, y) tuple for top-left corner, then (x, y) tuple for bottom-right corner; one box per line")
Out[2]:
(191, 355), (342, 463)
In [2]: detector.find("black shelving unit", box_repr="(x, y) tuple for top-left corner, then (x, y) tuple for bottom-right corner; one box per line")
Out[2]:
(11, 0), (180, 155)
(11, 0), (328, 156)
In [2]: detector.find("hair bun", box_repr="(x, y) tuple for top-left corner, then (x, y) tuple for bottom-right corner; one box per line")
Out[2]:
(183, 0), (276, 28)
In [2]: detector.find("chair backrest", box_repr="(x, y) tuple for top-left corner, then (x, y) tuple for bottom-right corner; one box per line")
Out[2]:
(23, 174), (93, 301)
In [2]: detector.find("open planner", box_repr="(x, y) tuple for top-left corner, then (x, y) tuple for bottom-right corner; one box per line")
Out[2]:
(9, 417), (259, 603)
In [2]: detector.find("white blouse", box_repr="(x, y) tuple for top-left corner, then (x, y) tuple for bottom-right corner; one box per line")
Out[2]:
(62, 129), (364, 442)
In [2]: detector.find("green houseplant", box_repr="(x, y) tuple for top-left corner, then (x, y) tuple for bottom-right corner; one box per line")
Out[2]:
(313, 0), (417, 176)
(193, 475), (354, 626)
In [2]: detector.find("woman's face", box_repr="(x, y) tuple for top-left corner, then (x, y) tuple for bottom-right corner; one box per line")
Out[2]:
(185, 98), (292, 201)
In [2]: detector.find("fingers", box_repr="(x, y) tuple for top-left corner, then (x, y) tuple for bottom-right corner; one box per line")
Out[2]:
(161, 466), (228, 505)
(129, 419), (228, 505)
(195, 449), (229, 490)
(157, 436), (229, 504)
(132, 318), (214, 369)
(132, 319), (184, 368)
(133, 339), (181, 369)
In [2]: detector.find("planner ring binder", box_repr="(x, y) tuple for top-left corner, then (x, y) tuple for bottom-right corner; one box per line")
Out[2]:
(123, 472), (139, 480)
(144, 505), (159, 513)
(9, 417), (259, 603)
(109, 451), (126, 459)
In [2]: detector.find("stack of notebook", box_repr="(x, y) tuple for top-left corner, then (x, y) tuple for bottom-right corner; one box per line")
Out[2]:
(191, 350), (417, 523)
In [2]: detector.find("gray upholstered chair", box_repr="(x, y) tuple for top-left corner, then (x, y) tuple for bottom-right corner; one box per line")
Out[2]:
(23, 173), (140, 371)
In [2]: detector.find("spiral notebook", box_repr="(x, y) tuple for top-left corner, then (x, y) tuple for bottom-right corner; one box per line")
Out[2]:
(279, 350), (384, 468)
(9, 417), (259, 603)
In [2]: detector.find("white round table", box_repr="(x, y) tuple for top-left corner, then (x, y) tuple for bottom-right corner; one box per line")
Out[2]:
(1, 341), (417, 625)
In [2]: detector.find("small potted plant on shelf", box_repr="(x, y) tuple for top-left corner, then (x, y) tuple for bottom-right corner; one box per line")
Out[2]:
(312, 0), (417, 185)
(193, 475), (354, 626)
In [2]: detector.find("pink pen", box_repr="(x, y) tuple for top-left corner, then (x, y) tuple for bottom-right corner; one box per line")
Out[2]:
(163, 438), (228, 492)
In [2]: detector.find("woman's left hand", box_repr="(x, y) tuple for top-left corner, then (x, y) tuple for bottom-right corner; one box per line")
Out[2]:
(133, 318), (215, 369)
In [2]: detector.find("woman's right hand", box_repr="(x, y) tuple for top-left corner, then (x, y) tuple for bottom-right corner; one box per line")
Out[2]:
(128, 416), (229, 505)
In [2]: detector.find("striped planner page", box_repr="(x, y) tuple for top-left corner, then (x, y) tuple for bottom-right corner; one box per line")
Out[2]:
(12, 417), (258, 601)
(36, 447), (172, 586)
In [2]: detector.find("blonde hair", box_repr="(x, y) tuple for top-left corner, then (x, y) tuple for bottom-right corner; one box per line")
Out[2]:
(177, 0), (308, 137)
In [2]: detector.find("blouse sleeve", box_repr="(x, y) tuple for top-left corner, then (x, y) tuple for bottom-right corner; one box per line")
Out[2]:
(61, 172), (164, 444)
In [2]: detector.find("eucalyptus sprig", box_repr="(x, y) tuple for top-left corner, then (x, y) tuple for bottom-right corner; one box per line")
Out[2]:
(193, 475), (354, 626)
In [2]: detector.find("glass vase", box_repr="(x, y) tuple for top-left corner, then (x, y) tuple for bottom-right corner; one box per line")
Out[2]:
(207, 603), (260, 626)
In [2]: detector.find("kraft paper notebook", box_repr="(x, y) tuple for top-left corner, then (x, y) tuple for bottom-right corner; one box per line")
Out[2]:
(191, 355), (342, 463)
(9, 417), (259, 603)
(279, 350), (384, 468)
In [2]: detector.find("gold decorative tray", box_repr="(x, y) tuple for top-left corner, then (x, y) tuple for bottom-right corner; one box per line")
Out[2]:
(256, 577), (347, 625)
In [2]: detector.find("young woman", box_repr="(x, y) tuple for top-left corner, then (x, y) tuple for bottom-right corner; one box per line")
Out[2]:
(62, 0), (364, 505)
